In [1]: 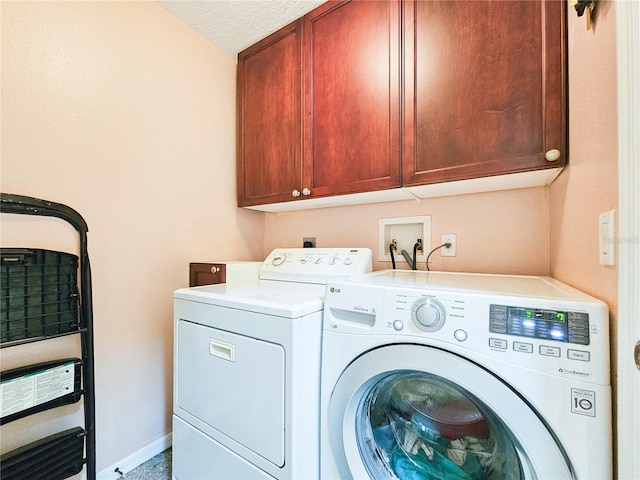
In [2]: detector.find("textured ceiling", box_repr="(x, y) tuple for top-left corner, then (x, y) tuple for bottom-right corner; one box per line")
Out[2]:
(158, 0), (327, 58)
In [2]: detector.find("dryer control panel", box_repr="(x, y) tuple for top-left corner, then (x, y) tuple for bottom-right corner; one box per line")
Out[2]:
(260, 248), (372, 284)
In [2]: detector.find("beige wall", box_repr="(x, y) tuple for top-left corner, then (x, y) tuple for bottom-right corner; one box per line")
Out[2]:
(0, 0), (264, 474)
(265, 187), (551, 275)
(549, 1), (618, 308)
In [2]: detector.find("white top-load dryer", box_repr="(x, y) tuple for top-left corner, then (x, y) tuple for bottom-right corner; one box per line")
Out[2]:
(172, 248), (372, 480)
(321, 270), (612, 480)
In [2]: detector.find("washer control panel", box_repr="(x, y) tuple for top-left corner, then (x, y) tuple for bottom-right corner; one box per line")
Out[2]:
(324, 270), (610, 385)
(489, 304), (590, 345)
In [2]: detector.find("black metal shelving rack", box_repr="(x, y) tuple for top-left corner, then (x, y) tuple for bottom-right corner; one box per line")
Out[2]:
(0, 193), (96, 480)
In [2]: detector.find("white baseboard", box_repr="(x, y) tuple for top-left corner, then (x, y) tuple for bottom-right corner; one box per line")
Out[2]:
(97, 433), (172, 480)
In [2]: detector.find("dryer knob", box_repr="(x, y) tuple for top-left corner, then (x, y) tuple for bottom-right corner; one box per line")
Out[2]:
(272, 254), (286, 266)
(411, 298), (446, 332)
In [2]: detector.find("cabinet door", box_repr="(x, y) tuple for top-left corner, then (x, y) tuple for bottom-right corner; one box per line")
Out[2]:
(303, 0), (401, 198)
(189, 263), (225, 287)
(403, 0), (566, 186)
(237, 21), (303, 207)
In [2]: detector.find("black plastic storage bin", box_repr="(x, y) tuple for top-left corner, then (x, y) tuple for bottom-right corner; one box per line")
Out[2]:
(1, 248), (80, 345)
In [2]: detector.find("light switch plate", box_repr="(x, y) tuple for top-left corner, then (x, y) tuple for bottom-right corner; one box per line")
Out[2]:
(599, 210), (616, 266)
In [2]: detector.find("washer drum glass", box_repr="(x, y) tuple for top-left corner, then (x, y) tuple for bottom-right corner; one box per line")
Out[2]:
(355, 371), (525, 480)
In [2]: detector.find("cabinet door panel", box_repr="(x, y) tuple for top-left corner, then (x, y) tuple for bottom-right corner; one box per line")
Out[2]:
(305, 0), (401, 196)
(404, 0), (566, 185)
(189, 263), (225, 287)
(237, 22), (302, 206)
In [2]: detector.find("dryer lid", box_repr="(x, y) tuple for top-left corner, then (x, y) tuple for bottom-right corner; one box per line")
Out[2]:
(174, 248), (372, 318)
(174, 281), (326, 318)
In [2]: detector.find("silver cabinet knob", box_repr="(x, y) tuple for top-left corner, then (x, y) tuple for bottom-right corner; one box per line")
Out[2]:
(302, 188), (311, 196)
(210, 266), (221, 274)
(545, 149), (562, 162)
(292, 189), (301, 197)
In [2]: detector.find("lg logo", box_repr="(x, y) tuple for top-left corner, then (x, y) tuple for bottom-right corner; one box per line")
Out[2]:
(330, 287), (341, 293)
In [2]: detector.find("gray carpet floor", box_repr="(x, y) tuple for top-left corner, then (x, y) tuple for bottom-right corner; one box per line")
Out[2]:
(123, 448), (171, 479)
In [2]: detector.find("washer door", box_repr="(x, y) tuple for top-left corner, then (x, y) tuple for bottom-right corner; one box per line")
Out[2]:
(329, 345), (574, 480)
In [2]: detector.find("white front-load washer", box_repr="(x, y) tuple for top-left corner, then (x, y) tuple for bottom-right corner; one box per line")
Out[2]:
(172, 248), (372, 480)
(320, 270), (612, 480)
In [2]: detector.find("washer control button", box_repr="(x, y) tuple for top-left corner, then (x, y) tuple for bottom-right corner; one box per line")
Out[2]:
(568, 349), (590, 362)
(489, 338), (508, 350)
(540, 345), (561, 357)
(392, 320), (404, 331)
(454, 329), (468, 342)
(513, 342), (534, 353)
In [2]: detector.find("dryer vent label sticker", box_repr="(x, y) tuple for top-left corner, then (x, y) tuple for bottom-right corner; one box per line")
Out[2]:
(571, 388), (596, 417)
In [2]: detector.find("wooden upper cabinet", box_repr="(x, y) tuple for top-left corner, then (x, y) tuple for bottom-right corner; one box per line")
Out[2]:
(237, 20), (303, 207)
(402, 0), (567, 186)
(237, 0), (567, 210)
(303, 0), (402, 198)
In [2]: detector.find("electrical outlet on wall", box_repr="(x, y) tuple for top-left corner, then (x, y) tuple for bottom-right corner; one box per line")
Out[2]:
(441, 234), (457, 257)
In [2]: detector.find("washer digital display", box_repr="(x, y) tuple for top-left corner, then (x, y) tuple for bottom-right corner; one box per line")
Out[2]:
(489, 305), (589, 345)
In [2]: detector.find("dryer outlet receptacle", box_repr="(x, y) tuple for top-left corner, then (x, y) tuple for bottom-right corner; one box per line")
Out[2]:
(441, 234), (457, 257)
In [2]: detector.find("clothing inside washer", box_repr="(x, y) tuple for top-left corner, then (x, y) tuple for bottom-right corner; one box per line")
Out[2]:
(355, 371), (524, 480)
